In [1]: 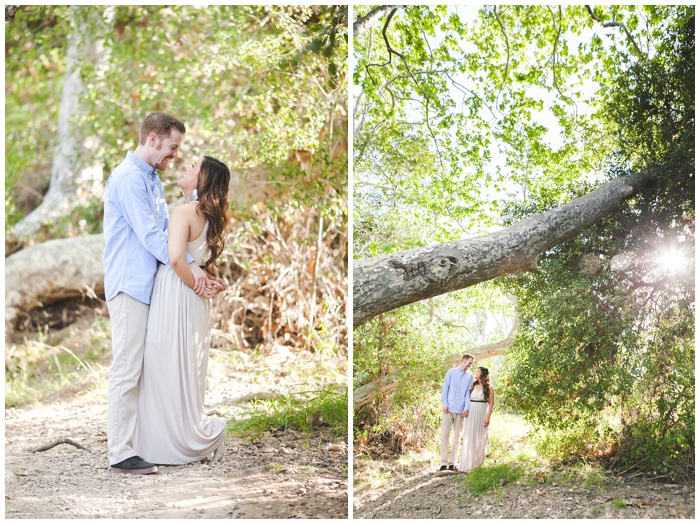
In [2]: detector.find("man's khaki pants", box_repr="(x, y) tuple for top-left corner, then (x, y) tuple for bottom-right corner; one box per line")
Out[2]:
(107, 292), (149, 465)
(440, 412), (464, 467)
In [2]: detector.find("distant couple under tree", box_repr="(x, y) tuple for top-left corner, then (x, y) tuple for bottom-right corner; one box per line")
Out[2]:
(439, 354), (495, 473)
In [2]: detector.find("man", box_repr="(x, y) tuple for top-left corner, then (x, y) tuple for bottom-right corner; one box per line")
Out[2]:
(439, 353), (475, 472)
(103, 112), (219, 474)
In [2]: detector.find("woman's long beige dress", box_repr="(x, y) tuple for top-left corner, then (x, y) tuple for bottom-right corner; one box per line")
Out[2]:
(459, 384), (490, 472)
(134, 222), (225, 465)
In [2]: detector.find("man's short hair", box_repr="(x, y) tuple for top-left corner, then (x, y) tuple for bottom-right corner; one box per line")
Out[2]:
(462, 354), (474, 362)
(139, 112), (186, 145)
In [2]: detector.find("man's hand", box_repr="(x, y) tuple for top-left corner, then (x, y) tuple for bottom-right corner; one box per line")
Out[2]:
(461, 410), (469, 418)
(189, 262), (208, 296)
(442, 407), (449, 414)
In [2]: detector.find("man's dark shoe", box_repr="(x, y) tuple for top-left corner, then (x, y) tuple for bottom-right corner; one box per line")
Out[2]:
(438, 465), (447, 472)
(110, 455), (158, 475)
(448, 465), (456, 471)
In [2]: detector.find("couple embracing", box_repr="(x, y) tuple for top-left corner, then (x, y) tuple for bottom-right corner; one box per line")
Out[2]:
(439, 354), (495, 473)
(103, 112), (230, 474)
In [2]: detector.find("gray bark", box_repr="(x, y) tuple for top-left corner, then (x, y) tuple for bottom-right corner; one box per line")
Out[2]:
(353, 170), (653, 328)
(353, 5), (407, 38)
(5, 234), (105, 336)
(5, 5), (18, 21)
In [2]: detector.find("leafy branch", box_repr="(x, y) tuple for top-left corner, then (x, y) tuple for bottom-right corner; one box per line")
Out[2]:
(585, 5), (644, 57)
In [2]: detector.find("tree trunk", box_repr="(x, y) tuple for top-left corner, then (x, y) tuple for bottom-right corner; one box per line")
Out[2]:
(5, 234), (105, 336)
(353, 170), (653, 328)
(12, 7), (107, 238)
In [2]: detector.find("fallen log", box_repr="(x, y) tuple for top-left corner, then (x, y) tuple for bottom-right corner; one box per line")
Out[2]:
(5, 233), (105, 337)
(354, 371), (400, 409)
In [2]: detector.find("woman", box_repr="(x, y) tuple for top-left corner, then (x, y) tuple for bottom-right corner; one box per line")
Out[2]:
(459, 366), (494, 472)
(134, 155), (230, 465)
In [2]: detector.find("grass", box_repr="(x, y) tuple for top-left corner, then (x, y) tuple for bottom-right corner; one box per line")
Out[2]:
(228, 385), (348, 439)
(5, 319), (111, 408)
(613, 499), (627, 508)
(548, 460), (610, 489)
(463, 463), (525, 495)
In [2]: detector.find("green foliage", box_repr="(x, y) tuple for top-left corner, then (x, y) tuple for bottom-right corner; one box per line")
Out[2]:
(500, 11), (694, 480)
(229, 386), (347, 439)
(353, 307), (447, 450)
(4, 6), (68, 226)
(5, 5), (347, 232)
(353, 4), (652, 253)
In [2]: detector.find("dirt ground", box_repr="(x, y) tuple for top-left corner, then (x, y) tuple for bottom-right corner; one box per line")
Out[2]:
(4, 349), (348, 519)
(354, 453), (694, 519)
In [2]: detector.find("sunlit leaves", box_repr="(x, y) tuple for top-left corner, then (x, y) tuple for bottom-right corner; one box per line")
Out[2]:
(6, 5), (348, 230)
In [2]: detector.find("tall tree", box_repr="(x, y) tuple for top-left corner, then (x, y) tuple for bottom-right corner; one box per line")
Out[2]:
(12, 6), (107, 237)
(353, 5), (693, 478)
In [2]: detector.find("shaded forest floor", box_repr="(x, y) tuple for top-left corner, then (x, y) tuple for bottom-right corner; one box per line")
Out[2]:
(5, 313), (348, 519)
(353, 413), (694, 519)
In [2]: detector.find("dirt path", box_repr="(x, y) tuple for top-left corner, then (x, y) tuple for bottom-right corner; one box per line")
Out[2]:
(5, 350), (348, 519)
(354, 456), (694, 519)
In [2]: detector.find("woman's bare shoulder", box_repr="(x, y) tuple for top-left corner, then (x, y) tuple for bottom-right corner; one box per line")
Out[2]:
(171, 201), (199, 219)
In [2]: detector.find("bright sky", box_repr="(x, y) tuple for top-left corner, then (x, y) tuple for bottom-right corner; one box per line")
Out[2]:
(373, 5), (611, 238)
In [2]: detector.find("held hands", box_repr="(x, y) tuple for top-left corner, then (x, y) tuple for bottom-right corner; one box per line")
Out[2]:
(189, 262), (208, 296)
(205, 264), (227, 298)
(461, 410), (469, 418)
(189, 262), (227, 298)
(204, 277), (226, 297)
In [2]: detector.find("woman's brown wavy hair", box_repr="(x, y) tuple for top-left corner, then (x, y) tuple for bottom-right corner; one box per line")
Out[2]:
(469, 366), (491, 402)
(195, 155), (230, 269)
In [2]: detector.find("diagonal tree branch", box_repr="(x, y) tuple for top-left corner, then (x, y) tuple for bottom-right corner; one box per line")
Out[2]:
(354, 5), (407, 38)
(353, 169), (654, 328)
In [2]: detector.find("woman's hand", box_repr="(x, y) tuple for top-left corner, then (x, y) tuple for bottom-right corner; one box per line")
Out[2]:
(204, 277), (226, 297)
(484, 419), (490, 428)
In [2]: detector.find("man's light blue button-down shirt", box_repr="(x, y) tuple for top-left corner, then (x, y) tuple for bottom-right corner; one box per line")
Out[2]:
(103, 152), (192, 304)
(442, 366), (474, 414)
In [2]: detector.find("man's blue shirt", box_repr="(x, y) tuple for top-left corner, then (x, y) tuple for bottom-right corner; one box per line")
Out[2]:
(103, 152), (191, 304)
(441, 366), (474, 414)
